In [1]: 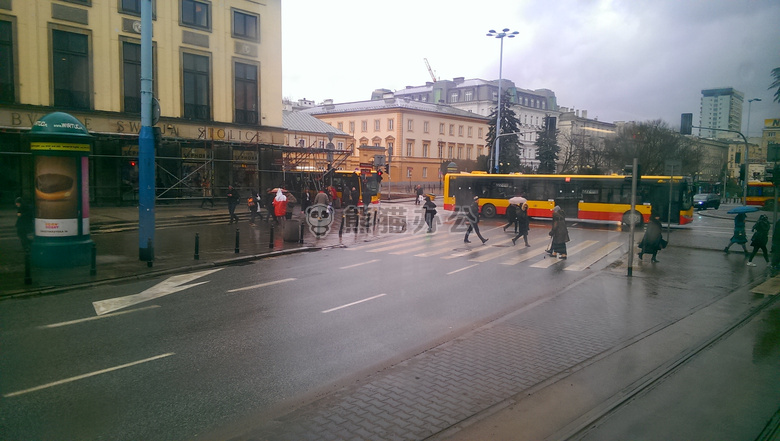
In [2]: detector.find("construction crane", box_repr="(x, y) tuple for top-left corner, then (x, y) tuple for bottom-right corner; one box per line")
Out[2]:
(424, 58), (437, 82)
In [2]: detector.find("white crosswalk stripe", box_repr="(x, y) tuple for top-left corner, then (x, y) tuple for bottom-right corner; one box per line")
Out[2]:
(345, 231), (627, 272)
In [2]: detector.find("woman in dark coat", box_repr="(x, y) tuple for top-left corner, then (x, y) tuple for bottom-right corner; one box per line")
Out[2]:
(512, 203), (530, 246)
(638, 212), (665, 263)
(503, 203), (518, 233)
(724, 212), (748, 254)
(747, 214), (771, 266)
(422, 195), (437, 233)
(549, 206), (569, 258)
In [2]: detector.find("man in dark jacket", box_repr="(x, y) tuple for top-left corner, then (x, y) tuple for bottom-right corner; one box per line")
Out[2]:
(226, 185), (240, 224)
(464, 196), (488, 244)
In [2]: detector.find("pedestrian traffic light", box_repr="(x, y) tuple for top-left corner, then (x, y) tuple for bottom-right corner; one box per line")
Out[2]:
(680, 113), (693, 135)
(739, 164), (746, 182)
(376, 169), (383, 182)
(384, 164), (389, 174)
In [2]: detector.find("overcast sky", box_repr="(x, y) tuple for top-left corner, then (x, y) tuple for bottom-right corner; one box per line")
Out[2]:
(282, 0), (780, 138)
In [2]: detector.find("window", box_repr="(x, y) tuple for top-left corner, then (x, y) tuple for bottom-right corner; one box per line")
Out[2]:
(467, 146), (473, 159)
(465, 90), (473, 101)
(374, 119), (380, 131)
(407, 142), (413, 156)
(388, 142), (393, 156)
(458, 125), (464, 136)
(450, 91), (458, 103)
(337, 122), (343, 131)
(120, 0), (141, 14)
(478, 128), (483, 138)
(406, 167), (412, 178)
(439, 123), (445, 134)
(449, 124), (454, 136)
(349, 121), (355, 133)
(52, 30), (90, 110)
(361, 120), (367, 132)
(234, 62), (257, 124)
(387, 118), (394, 130)
(423, 121), (429, 133)
(407, 119), (413, 131)
(233, 10), (258, 41)
(438, 143), (443, 158)
(337, 142), (344, 149)
(122, 42), (141, 113)
(457, 146), (463, 159)
(182, 0), (210, 30)
(422, 142), (429, 157)
(182, 53), (210, 120)
(422, 167), (428, 178)
(448, 145), (454, 158)
(0, 20), (14, 104)
(468, 127), (473, 137)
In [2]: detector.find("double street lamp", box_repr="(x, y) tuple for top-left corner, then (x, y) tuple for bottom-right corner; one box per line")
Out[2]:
(487, 28), (518, 174)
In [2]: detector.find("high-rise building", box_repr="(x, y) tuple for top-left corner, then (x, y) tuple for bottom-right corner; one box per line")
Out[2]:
(699, 88), (744, 139)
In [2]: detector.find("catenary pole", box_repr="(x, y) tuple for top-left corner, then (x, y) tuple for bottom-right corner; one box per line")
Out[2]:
(138, 0), (155, 263)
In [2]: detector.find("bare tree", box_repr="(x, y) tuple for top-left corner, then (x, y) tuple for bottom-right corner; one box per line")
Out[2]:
(603, 120), (703, 175)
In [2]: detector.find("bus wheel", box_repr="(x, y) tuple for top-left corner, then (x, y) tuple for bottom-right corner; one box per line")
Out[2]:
(622, 210), (643, 227)
(481, 203), (496, 218)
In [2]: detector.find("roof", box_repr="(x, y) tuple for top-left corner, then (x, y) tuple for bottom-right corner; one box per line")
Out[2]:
(301, 98), (490, 121)
(282, 110), (349, 135)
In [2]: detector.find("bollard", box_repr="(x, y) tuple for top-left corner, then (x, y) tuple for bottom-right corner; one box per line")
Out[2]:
(147, 238), (153, 268)
(24, 252), (32, 285)
(235, 228), (240, 254)
(269, 223), (274, 248)
(194, 232), (200, 260)
(90, 243), (97, 276)
(373, 210), (378, 227)
(338, 214), (345, 238)
(299, 221), (305, 244)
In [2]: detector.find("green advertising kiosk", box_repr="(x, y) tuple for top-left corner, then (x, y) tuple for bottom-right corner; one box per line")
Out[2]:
(28, 112), (94, 267)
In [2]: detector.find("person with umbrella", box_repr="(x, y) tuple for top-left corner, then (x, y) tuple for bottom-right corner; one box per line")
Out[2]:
(512, 202), (531, 246)
(724, 212), (749, 254)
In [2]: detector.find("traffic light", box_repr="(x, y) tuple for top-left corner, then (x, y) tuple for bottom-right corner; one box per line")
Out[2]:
(624, 163), (642, 181)
(680, 113), (693, 135)
(739, 164), (746, 182)
(376, 169), (383, 182)
(384, 164), (389, 174)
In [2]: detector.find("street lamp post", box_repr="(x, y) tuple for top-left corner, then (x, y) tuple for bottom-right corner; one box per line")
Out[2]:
(744, 98), (762, 205)
(487, 28), (518, 174)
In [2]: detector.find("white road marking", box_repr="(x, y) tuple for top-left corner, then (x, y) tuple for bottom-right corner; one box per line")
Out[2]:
(92, 268), (223, 315)
(345, 235), (416, 251)
(501, 244), (551, 265)
(3, 353), (174, 398)
(530, 240), (599, 268)
(227, 277), (297, 293)
(40, 305), (161, 329)
(339, 259), (379, 269)
(565, 241), (624, 271)
(468, 238), (522, 262)
(447, 264), (479, 275)
(322, 293), (387, 313)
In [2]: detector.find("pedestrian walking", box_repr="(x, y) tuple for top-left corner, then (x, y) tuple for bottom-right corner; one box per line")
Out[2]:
(301, 188), (312, 214)
(548, 205), (569, 258)
(264, 188), (275, 222)
(271, 188), (288, 224)
(747, 214), (771, 266)
(226, 185), (240, 224)
(415, 184), (423, 205)
(247, 192), (259, 225)
(313, 188), (330, 206)
(512, 202), (530, 246)
(423, 195), (437, 233)
(724, 212), (749, 254)
(638, 212), (666, 263)
(503, 203), (518, 233)
(15, 197), (33, 253)
(772, 219), (780, 269)
(464, 196), (488, 244)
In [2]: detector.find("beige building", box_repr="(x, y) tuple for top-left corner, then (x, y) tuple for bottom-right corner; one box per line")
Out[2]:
(302, 94), (491, 189)
(0, 0), (284, 205)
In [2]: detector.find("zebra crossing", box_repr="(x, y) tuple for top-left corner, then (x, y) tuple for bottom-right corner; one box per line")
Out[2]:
(345, 227), (627, 272)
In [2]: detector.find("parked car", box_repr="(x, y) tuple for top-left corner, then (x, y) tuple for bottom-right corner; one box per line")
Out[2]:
(694, 193), (721, 210)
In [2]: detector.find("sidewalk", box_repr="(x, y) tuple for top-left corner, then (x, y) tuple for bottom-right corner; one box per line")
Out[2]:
(0, 198), (418, 297)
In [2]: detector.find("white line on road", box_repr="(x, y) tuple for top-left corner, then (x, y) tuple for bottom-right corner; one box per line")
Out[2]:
(322, 293), (386, 313)
(447, 264), (479, 275)
(227, 278), (297, 293)
(339, 259), (379, 269)
(3, 353), (174, 398)
(40, 305), (161, 329)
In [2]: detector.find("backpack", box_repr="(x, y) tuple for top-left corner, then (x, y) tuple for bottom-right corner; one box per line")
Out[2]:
(247, 196), (256, 208)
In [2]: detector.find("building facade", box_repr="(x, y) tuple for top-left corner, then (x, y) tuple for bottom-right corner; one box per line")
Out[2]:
(0, 0), (284, 205)
(303, 95), (491, 189)
(383, 77), (560, 171)
(699, 87), (744, 139)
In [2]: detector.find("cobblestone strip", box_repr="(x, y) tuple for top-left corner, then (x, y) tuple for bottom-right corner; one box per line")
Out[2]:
(243, 273), (721, 440)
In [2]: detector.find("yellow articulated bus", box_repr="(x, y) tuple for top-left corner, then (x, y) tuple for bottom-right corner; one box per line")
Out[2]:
(443, 172), (694, 226)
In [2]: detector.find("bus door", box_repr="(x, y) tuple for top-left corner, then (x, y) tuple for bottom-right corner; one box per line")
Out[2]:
(554, 181), (579, 218)
(451, 177), (474, 212)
